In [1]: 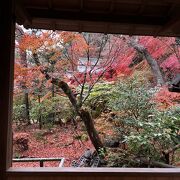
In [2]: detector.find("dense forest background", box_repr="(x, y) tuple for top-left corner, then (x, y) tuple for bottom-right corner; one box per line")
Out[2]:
(13, 25), (180, 167)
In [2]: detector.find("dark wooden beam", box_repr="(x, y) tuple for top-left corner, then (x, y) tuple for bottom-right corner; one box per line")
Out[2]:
(109, 0), (114, 13)
(80, 0), (84, 11)
(167, 4), (176, 16)
(128, 24), (136, 35)
(0, 0), (15, 180)
(155, 13), (180, 35)
(26, 8), (167, 25)
(48, 0), (53, 9)
(16, 0), (32, 26)
(78, 23), (83, 33)
(137, 0), (147, 15)
(15, 0), (180, 36)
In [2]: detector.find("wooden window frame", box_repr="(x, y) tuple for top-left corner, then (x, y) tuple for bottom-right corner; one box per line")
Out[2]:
(1, 1), (180, 180)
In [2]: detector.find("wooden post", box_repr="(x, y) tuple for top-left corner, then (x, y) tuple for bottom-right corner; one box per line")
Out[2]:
(40, 160), (44, 167)
(0, 0), (15, 180)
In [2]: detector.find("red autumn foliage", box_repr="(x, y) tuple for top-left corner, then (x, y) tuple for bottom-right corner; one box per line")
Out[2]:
(154, 87), (180, 109)
(15, 29), (179, 92)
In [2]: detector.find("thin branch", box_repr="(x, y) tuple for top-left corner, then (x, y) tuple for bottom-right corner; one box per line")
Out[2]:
(33, 53), (79, 112)
(157, 37), (180, 63)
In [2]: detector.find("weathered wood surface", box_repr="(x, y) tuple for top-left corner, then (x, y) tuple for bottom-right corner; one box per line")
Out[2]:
(7, 168), (180, 180)
(0, 0), (15, 180)
(13, 157), (65, 167)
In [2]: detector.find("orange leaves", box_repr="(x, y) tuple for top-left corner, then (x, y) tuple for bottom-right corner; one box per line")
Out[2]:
(60, 31), (77, 44)
(49, 51), (61, 61)
(55, 59), (71, 72)
(14, 63), (24, 79)
(14, 61), (45, 93)
(18, 31), (56, 53)
(18, 34), (43, 52)
(14, 63), (29, 81)
(72, 34), (89, 54)
(60, 31), (88, 55)
(46, 79), (52, 88)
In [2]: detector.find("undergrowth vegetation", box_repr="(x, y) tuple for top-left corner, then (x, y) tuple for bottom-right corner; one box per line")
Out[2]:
(107, 77), (180, 167)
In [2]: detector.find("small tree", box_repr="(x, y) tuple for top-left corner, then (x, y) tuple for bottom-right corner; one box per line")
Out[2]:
(17, 29), (123, 152)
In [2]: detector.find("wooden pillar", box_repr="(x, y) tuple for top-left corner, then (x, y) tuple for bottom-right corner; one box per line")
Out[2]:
(0, 0), (15, 180)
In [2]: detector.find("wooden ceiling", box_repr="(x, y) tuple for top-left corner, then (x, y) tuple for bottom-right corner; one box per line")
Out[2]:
(16, 0), (180, 36)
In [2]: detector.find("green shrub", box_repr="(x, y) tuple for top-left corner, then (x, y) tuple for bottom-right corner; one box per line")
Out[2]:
(107, 77), (180, 166)
(13, 95), (27, 125)
(30, 95), (75, 127)
(83, 82), (114, 118)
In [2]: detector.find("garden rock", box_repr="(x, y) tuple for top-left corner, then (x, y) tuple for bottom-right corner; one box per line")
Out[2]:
(104, 138), (119, 148)
(13, 133), (29, 152)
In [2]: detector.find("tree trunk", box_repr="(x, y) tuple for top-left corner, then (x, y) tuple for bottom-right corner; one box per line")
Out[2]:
(168, 74), (180, 92)
(129, 37), (165, 86)
(38, 95), (42, 129)
(24, 92), (30, 125)
(16, 25), (31, 124)
(52, 84), (55, 97)
(20, 50), (31, 124)
(79, 108), (104, 152)
(52, 79), (104, 152)
(135, 157), (176, 168)
(51, 84), (55, 122)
